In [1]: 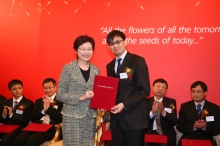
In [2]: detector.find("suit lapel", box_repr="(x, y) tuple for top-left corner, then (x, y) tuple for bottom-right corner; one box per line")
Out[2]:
(189, 100), (198, 118)
(202, 100), (209, 112)
(8, 98), (13, 107)
(162, 97), (169, 107)
(71, 60), (98, 89)
(108, 59), (117, 77)
(87, 63), (98, 87)
(120, 52), (131, 74)
(18, 97), (27, 109)
(71, 60), (88, 88)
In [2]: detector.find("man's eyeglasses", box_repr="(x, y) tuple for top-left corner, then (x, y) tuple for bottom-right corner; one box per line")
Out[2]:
(191, 90), (204, 94)
(154, 85), (166, 89)
(108, 40), (123, 47)
(44, 86), (54, 90)
(78, 48), (93, 52)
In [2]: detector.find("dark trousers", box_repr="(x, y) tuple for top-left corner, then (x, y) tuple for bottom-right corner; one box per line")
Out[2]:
(111, 122), (145, 146)
(104, 141), (113, 146)
(12, 126), (56, 146)
(0, 128), (22, 146)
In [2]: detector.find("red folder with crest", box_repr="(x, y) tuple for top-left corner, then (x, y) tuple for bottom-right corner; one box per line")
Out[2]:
(181, 139), (212, 146)
(23, 123), (52, 132)
(0, 125), (19, 133)
(90, 75), (119, 111)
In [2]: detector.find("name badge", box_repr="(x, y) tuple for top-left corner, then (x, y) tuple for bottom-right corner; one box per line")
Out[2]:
(16, 110), (23, 115)
(53, 105), (58, 109)
(165, 108), (172, 113)
(206, 116), (214, 122)
(120, 73), (128, 79)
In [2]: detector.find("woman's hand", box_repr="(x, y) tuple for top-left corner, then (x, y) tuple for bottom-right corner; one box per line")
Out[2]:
(80, 90), (94, 100)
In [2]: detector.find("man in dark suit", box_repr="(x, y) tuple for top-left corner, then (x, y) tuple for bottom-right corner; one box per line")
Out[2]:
(0, 79), (34, 146)
(0, 94), (6, 123)
(145, 78), (177, 146)
(177, 81), (220, 146)
(106, 30), (150, 146)
(13, 78), (63, 146)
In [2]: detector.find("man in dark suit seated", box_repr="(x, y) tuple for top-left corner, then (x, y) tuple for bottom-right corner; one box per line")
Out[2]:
(0, 79), (34, 146)
(177, 81), (220, 146)
(145, 78), (177, 146)
(13, 78), (63, 146)
(0, 94), (6, 123)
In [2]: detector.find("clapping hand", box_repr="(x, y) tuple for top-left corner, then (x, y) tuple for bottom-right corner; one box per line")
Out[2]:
(42, 95), (50, 112)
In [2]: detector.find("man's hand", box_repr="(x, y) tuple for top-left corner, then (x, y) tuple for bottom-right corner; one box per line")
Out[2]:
(158, 102), (166, 115)
(194, 119), (207, 129)
(111, 103), (124, 114)
(2, 106), (8, 116)
(4, 106), (13, 116)
(151, 101), (159, 114)
(42, 95), (50, 112)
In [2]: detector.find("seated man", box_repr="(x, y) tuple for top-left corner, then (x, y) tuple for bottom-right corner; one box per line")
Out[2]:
(0, 79), (34, 146)
(0, 94), (6, 123)
(145, 78), (177, 146)
(177, 81), (220, 146)
(13, 78), (63, 146)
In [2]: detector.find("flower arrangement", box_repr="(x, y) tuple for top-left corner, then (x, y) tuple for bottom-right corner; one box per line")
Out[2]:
(169, 104), (175, 113)
(18, 105), (25, 110)
(50, 100), (56, 108)
(124, 67), (134, 79)
(200, 109), (209, 119)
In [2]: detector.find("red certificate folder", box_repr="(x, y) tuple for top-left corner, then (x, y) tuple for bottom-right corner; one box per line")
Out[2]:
(144, 134), (167, 144)
(0, 125), (19, 133)
(90, 75), (119, 111)
(23, 123), (53, 132)
(181, 139), (212, 146)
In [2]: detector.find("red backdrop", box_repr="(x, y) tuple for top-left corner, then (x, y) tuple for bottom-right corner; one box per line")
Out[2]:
(1, 0), (220, 111)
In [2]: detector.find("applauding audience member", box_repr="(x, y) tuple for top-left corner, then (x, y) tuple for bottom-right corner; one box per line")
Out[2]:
(0, 94), (6, 123)
(177, 81), (220, 146)
(13, 78), (63, 146)
(145, 78), (177, 146)
(0, 79), (34, 146)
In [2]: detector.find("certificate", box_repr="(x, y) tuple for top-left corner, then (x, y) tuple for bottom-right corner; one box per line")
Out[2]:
(181, 139), (212, 146)
(90, 75), (119, 111)
(144, 134), (167, 144)
(23, 123), (53, 132)
(0, 125), (19, 133)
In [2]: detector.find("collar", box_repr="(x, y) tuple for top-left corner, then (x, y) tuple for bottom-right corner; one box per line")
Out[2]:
(194, 100), (205, 108)
(13, 96), (23, 103)
(49, 93), (56, 102)
(116, 50), (127, 63)
(154, 96), (163, 102)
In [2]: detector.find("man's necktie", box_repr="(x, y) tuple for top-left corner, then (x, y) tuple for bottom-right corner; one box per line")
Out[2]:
(13, 101), (18, 111)
(116, 58), (122, 76)
(156, 110), (163, 135)
(197, 104), (202, 117)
